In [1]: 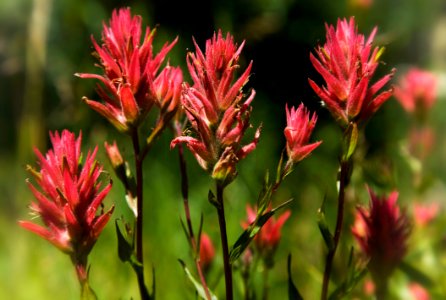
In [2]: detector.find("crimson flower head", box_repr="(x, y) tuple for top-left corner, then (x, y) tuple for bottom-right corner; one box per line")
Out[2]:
(199, 232), (216, 272)
(352, 187), (411, 284)
(394, 67), (437, 120)
(284, 103), (322, 163)
(171, 30), (260, 185)
(244, 204), (291, 266)
(309, 17), (395, 127)
(76, 7), (182, 133)
(19, 130), (114, 266)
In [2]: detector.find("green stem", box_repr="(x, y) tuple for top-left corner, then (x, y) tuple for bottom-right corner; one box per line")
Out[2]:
(261, 266), (270, 300)
(73, 258), (97, 300)
(215, 182), (233, 300)
(375, 279), (389, 300)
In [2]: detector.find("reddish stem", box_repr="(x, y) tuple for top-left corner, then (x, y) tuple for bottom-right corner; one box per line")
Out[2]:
(320, 159), (350, 300)
(177, 137), (212, 300)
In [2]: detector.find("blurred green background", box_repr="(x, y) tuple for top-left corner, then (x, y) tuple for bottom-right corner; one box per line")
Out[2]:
(1, 0), (446, 299)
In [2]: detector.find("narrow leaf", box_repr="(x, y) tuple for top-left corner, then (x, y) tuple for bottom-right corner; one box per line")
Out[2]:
(342, 122), (358, 161)
(115, 219), (134, 263)
(287, 254), (304, 300)
(399, 261), (435, 287)
(328, 268), (367, 300)
(230, 199), (293, 263)
(208, 190), (218, 207)
(317, 198), (334, 251)
(178, 259), (218, 300)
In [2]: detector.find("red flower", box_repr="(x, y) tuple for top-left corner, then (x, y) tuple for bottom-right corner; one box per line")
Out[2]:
(413, 202), (440, 227)
(352, 187), (411, 282)
(76, 8), (182, 132)
(171, 30), (260, 185)
(309, 17), (395, 127)
(104, 140), (124, 171)
(199, 233), (215, 272)
(394, 67), (437, 119)
(284, 103), (322, 163)
(244, 204), (291, 261)
(19, 130), (114, 263)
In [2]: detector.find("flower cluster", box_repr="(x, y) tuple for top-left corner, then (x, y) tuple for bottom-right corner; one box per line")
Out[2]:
(19, 130), (114, 270)
(244, 204), (291, 265)
(352, 187), (411, 282)
(309, 17), (394, 127)
(394, 67), (437, 119)
(284, 103), (321, 163)
(199, 232), (216, 272)
(76, 7), (182, 133)
(171, 30), (260, 185)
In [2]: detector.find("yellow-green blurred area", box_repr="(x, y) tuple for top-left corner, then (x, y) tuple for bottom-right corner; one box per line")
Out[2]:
(1, 0), (446, 299)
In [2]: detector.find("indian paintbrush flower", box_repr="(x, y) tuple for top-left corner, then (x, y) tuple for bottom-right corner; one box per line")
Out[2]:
(104, 141), (138, 216)
(19, 130), (114, 287)
(309, 17), (395, 127)
(244, 204), (291, 267)
(413, 202), (440, 227)
(284, 103), (322, 164)
(76, 7), (182, 133)
(352, 187), (411, 294)
(171, 30), (260, 186)
(199, 232), (216, 273)
(394, 67), (438, 121)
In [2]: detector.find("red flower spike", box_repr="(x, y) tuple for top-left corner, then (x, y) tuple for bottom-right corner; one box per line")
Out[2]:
(243, 204), (291, 264)
(19, 130), (114, 260)
(394, 67), (438, 119)
(352, 187), (411, 284)
(171, 30), (260, 185)
(199, 233), (216, 272)
(284, 103), (322, 163)
(104, 141), (124, 171)
(309, 17), (394, 127)
(76, 7), (181, 133)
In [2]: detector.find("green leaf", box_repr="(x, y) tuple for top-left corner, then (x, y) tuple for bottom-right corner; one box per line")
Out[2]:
(329, 248), (367, 300)
(342, 122), (358, 161)
(399, 261), (435, 288)
(208, 190), (218, 207)
(287, 254), (304, 300)
(115, 219), (134, 263)
(178, 260), (218, 300)
(257, 170), (271, 214)
(230, 199), (293, 263)
(328, 268), (367, 300)
(317, 198), (334, 251)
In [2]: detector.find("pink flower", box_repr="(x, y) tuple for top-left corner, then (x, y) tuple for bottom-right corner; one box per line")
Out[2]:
(104, 140), (124, 170)
(413, 202), (440, 227)
(284, 103), (322, 163)
(352, 187), (411, 283)
(407, 126), (435, 160)
(408, 282), (430, 300)
(199, 233), (215, 272)
(309, 17), (395, 127)
(19, 130), (114, 264)
(394, 67), (437, 118)
(76, 8), (182, 132)
(171, 30), (260, 185)
(244, 204), (291, 261)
